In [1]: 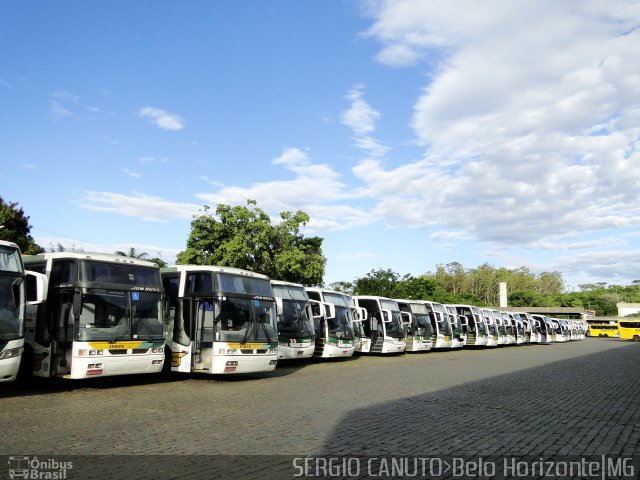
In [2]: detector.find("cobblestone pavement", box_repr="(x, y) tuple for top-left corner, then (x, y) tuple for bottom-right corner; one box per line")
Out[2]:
(0, 338), (638, 479)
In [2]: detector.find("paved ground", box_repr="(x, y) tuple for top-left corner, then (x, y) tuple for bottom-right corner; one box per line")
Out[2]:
(0, 338), (638, 479)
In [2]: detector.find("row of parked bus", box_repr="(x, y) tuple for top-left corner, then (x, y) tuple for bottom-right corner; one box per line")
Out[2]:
(0, 250), (590, 382)
(298, 293), (587, 358)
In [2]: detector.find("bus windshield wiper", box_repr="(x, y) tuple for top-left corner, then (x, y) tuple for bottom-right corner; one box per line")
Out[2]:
(295, 309), (310, 336)
(240, 319), (254, 345)
(259, 317), (272, 344)
(109, 310), (129, 343)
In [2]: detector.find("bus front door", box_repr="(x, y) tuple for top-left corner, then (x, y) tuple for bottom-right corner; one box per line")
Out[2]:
(51, 292), (73, 377)
(190, 298), (215, 372)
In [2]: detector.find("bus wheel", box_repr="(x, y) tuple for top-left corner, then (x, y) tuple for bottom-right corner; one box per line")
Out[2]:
(162, 348), (173, 375)
(633, 335), (640, 343)
(16, 346), (34, 384)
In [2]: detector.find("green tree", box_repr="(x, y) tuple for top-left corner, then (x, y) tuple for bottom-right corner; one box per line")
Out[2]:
(146, 257), (168, 268)
(352, 268), (400, 297)
(115, 247), (149, 259)
(392, 275), (437, 300)
(48, 242), (84, 253)
(328, 281), (355, 294)
(0, 196), (43, 254)
(176, 200), (325, 285)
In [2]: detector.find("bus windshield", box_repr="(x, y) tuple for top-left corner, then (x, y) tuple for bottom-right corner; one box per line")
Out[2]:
(323, 292), (351, 307)
(384, 311), (406, 339)
(77, 290), (164, 342)
(215, 297), (277, 344)
(0, 245), (23, 273)
(81, 261), (161, 286)
(328, 306), (355, 341)
(413, 313), (434, 337)
(0, 274), (22, 340)
(277, 299), (314, 339)
(470, 313), (486, 334)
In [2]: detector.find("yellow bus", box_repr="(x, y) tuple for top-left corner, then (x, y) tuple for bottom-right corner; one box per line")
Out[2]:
(617, 320), (640, 342)
(586, 323), (619, 338)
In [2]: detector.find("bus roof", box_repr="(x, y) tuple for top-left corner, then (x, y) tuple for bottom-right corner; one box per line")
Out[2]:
(161, 264), (269, 280)
(23, 251), (158, 268)
(352, 295), (394, 301)
(270, 279), (304, 288)
(0, 239), (20, 250)
(395, 298), (427, 305)
(305, 287), (352, 299)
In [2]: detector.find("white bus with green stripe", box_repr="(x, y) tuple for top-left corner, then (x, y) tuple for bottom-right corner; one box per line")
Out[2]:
(422, 301), (454, 349)
(271, 280), (315, 360)
(0, 241), (46, 381)
(396, 299), (434, 352)
(22, 252), (165, 379)
(305, 288), (356, 358)
(351, 296), (406, 354)
(162, 266), (278, 374)
(451, 304), (488, 347)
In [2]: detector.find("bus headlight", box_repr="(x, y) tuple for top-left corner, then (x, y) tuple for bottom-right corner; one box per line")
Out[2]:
(0, 347), (23, 360)
(79, 349), (103, 357)
(219, 349), (238, 355)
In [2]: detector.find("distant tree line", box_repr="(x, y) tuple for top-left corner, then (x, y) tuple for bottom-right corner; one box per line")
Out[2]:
(329, 264), (640, 317)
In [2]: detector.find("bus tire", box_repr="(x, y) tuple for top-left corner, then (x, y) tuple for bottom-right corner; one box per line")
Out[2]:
(16, 345), (34, 384)
(162, 348), (173, 375)
(633, 335), (640, 343)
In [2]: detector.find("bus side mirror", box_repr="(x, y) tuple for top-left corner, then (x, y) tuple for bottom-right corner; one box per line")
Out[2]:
(163, 297), (172, 319)
(323, 302), (336, 319)
(73, 291), (83, 316)
(401, 312), (412, 326)
(25, 271), (48, 304)
(308, 299), (322, 318)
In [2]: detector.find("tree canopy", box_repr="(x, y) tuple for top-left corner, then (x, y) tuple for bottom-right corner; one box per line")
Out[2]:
(344, 263), (638, 316)
(0, 196), (43, 254)
(176, 200), (325, 285)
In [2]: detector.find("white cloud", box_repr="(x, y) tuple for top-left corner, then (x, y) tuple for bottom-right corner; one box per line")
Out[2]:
(122, 168), (141, 178)
(342, 86), (380, 135)
(79, 191), (200, 222)
(196, 147), (376, 231)
(554, 250), (640, 284)
(354, 0), (640, 249)
(35, 237), (180, 266)
(48, 90), (100, 120)
(341, 86), (389, 157)
(138, 106), (185, 131)
(49, 100), (72, 120)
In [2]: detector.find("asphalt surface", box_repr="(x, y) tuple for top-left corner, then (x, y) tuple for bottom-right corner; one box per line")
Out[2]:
(1, 338), (638, 479)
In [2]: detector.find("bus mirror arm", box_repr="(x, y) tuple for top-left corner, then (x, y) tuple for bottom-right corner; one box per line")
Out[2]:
(73, 291), (83, 317)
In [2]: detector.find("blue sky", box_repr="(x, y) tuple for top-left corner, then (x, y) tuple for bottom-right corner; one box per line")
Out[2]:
(2, 0), (639, 290)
